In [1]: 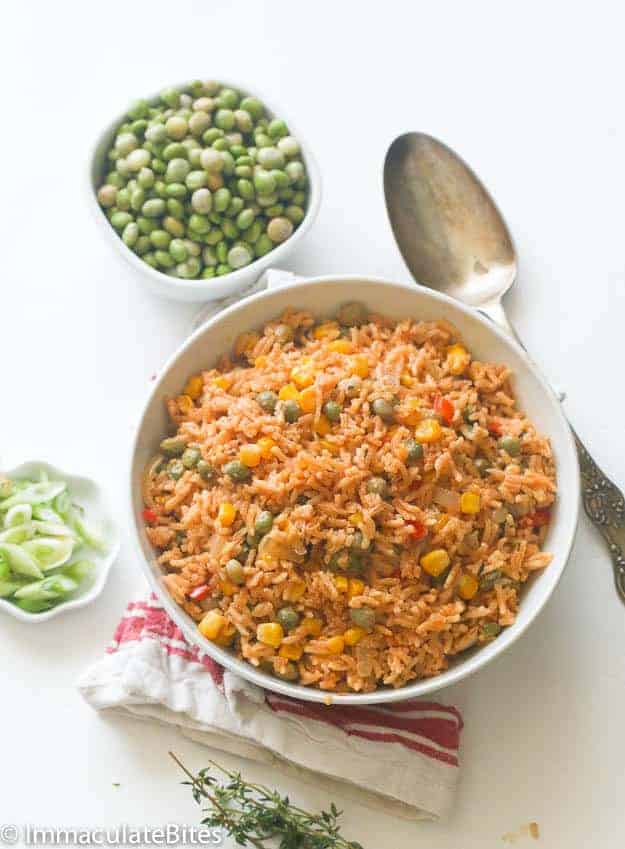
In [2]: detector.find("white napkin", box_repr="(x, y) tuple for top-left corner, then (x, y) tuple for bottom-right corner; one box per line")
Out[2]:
(78, 596), (463, 821)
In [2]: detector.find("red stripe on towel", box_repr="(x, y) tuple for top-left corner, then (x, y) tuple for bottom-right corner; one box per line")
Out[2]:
(107, 599), (461, 766)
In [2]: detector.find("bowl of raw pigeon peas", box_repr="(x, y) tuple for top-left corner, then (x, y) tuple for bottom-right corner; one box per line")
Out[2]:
(89, 79), (321, 302)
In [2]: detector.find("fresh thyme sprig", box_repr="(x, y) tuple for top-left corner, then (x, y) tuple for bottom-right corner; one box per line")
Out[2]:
(169, 752), (364, 849)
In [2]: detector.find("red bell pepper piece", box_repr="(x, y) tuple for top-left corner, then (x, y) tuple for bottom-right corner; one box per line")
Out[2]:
(407, 521), (428, 541)
(434, 395), (455, 425)
(189, 584), (211, 602)
(142, 508), (157, 523)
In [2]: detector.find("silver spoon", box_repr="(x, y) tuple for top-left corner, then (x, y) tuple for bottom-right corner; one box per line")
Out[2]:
(384, 131), (625, 603)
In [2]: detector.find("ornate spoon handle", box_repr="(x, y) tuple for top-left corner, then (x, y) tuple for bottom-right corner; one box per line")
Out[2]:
(573, 429), (625, 602)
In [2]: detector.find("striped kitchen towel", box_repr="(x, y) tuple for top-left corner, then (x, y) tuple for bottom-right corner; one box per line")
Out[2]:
(78, 596), (463, 821)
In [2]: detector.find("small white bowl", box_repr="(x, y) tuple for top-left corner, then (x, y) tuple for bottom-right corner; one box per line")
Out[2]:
(0, 461), (120, 623)
(88, 79), (321, 303)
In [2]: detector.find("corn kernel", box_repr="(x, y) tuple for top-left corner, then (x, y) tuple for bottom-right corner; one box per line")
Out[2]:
(279, 642), (304, 660)
(349, 512), (363, 526)
(400, 373), (414, 387)
(414, 418), (442, 443)
(460, 492), (481, 514)
(348, 578), (365, 598)
(314, 415), (331, 436)
(334, 575), (349, 592)
(257, 622), (284, 648)
(349, 355), (370, 378)
(435, 514), (449, 532)
(254, 355), (268, 368)
(198, 610), (226, 641)
(184, 375), (203, 400)
(234, 331), (260, 359)
(257, 437), (276, 459)
(420, 549), (450, 577)
(319, 439), (340, 455)
(313, 321), (339, 340)
(278, 383), (299, 402)
(401, 397), (422, 426)
(446, 344), (471, 375)
(176, 394), (193, 414)
(213, 622), (237, 646)
(319, 635), (345, 655)
(301, 617), (322, 636)
(344, 626), (366, 646)
(239, 444), (262, 467)
(218, 502), (237, 527)
(284, 578), (306, 602)
(219, 579), (237, 596)
(328, 339), (354, 354)
(213, 375), (232, 391)
(457, 572), (479, 600)
(290, 365), (315, 389)
(299, 386), (317, 413)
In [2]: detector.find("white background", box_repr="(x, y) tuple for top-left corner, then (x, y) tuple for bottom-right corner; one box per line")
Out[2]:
(2, 1), (624, 846)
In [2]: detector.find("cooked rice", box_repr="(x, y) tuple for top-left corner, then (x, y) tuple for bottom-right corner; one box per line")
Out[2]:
(142, 306), (556, 693)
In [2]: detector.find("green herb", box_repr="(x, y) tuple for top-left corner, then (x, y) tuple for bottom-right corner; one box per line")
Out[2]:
(170, 752), (363, 849)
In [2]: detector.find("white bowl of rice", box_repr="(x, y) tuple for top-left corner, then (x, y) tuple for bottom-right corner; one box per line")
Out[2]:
(129, 275), (579, 704)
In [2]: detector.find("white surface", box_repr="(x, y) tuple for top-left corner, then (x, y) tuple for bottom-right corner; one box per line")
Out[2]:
(129, 275), (579, 705)
(2, 0), (624, 846)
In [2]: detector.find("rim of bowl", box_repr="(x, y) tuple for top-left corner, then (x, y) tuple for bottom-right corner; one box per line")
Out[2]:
(129, 275), (580, 703)
(87, 78), (322, 300)
(0, 460), (121, 623)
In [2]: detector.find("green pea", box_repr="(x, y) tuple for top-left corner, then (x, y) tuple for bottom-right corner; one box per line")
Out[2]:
(183, 239), (202, 257)
(149, 229), (171, 249)
(197, 459), (215, 480)
(257, 390), (278, 413)
(499, 436), (521, 457)
(215, 242), (228, 264)
(216, 263), (232, 276)
(160, 437), (186, 456)
(189, 214), (211, 234)
(255, 132), (272, 148)
(226, 197), (244, 218)
(217, 88), (239, 109)
(405, 440), (424, 464)
(221, 220), (238, 240)
(176, 257), (201, 278)
(105, 171), (126, 188)
(163, 216), (185, 237)
(160, 87), (180, 108)
(214, 187), (231, 212)
(201, 267), (216, 279)
(246, 221), (262, 243)
(116, 188), (131, 210)
(202, 127), (223, 146)
(474, 457), (489, 476)
(366, 476), (389, 497)
(277, 606), (300, 632)
(220, 151), (236, 175)
(152, 158), (166, 174)
(182, 447), (201, 468)
(153, 180), (168, 198)
(122, 222), (139, 247)
(224, 460), (250, 482)
(146, 123), (167, 144)
(482, 622), (501, 638)
(372, 398), (395, 422)
(155, 249), (175, 268)
(169, 239), (188, 262)
(215, 108), (235, 130)
(349, 607), (375, 630)
(225, 559), (245, 585)
(283, 400), (301, 423)
(239, 96), (264, 120)
(229, 144), (246, 159)
(130, 119), (148, 137)
(110, 211), (132, 230)
(200, 246), (216, 266)
(254, 170), (276, 195)
(134, 235), (151, 256)
(227, 244), (252, 269)
(255, 510), (274, 536)
(206, 228), (224, 245)
(479, 570), (502, 592)
(337, 301), (367, 327)
(142, 198), (165, 218)
(257, 147), (285, 170)
(137, 216), (157, 234)
(255, 234), (273, 256)
(130, 187), (145, 211)
(285, 204), (305, 225)
(236, 208), (255, 231)
(165, 181), (187, 198)
(322, 400), (341, 422)
(127, 99), (149, 120)
(275, 662), (299, 682)
(166, 158), (191, 183)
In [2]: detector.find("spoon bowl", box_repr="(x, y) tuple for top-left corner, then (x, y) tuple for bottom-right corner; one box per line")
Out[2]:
(384, 132), (516, 312)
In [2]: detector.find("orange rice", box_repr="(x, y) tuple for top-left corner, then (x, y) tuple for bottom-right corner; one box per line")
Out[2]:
(142, 304), (556, 693)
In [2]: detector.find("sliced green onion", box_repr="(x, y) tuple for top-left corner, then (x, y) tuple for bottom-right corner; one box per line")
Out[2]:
(5, 503), (33, 527)
(0, 481), (67, 511)
(22, 536), (74, 571)
(0, 542), (44, 579)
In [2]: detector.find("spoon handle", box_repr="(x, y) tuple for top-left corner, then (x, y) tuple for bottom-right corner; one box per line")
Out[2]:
(480, 300), (625, 605)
